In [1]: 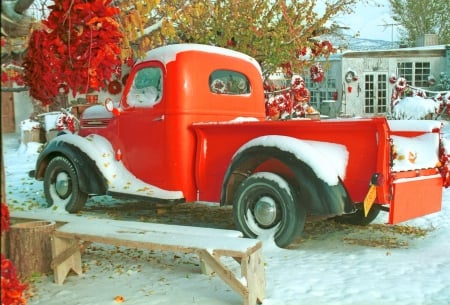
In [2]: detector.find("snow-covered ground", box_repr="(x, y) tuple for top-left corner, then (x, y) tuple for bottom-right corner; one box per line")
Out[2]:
(2, 127), (450, 305)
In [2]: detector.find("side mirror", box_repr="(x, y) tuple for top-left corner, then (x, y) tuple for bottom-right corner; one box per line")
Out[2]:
(104, 98), (121, 116)
(105, 98), (114, 112)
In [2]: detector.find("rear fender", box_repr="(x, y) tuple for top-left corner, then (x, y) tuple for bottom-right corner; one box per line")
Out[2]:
(34, 134), (108, 195)
(221, 136), (354, 215)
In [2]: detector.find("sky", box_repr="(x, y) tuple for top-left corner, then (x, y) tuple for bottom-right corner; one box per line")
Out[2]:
(322, 0), (399, 42)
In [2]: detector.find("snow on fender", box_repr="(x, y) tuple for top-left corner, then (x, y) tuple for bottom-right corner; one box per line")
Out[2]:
(233, 135), (349, 186)
(52, 133), (184, 200)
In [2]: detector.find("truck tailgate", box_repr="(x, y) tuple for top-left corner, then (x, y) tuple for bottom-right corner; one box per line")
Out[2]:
(390, 170), (443, 224)
(388, 120), (443, 223)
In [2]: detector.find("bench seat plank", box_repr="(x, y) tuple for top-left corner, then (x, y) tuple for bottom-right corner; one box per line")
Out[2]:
(11, 210), (243, 238)
(54, 221), (261, 257)
(50, 220), (265, 305)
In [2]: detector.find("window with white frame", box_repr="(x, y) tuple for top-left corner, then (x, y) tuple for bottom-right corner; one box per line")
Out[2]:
(397, 61), (431, 87)
(305, 75), (337, 109)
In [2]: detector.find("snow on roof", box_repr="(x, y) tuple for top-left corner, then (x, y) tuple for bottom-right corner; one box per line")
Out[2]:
(140, 43), (262, 73)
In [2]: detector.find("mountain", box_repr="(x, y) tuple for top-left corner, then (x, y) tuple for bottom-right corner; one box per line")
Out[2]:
(323, 34), (395, 51)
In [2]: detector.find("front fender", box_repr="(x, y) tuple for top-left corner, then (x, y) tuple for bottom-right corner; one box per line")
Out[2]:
(35, 133), (185, 201)
(34, 135), (107, 195)
(221, 135), (354, 215)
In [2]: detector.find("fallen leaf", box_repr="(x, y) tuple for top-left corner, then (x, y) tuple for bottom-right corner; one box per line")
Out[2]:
(114, 295), (125, 303)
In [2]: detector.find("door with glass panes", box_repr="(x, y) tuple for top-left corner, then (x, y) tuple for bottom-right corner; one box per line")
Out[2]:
(364, 73), (388, 115)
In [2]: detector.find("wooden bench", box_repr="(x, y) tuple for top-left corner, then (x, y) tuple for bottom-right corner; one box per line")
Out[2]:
(50, 219), (265, 305)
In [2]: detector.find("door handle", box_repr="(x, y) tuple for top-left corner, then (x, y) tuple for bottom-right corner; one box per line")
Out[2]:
(153, 115), (164, 121)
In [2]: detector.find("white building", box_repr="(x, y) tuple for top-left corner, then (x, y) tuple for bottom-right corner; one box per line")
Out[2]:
(305, 44), (450, 118)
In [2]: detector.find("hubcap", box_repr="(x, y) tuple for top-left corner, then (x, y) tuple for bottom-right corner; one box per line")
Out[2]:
(253, 196), (277, 227)
(55, 172), (70, 198)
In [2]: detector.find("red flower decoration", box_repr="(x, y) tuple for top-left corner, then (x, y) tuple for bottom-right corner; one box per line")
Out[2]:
(1, 203), (27, 305)
(1, 63), (25, 86)
(310, 63), (324, 83)
(1, 254), (28, 305)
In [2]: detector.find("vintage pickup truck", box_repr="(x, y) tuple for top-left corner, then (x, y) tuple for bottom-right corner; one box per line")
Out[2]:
(31, 44), (447, 247)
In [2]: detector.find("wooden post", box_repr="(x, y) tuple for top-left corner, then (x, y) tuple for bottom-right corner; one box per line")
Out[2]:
(1, 156), (7, 256)
(8, 221), (56, 278)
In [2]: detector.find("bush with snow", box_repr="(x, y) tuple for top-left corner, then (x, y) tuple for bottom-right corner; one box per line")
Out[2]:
(392, 96), (440, 120)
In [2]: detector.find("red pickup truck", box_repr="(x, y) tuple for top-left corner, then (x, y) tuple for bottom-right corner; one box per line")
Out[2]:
(32, 44), (447, 247)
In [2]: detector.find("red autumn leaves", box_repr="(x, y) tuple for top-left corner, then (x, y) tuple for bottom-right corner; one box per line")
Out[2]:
(1, 203), (27, 305)
(23, 0), (123, 105)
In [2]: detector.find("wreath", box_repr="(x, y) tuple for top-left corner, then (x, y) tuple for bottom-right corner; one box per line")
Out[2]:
(345, 69), (358, 83)
(395, 77), (407, 91)
(211, 79), (227, 93)
(108, 80), (122, 95)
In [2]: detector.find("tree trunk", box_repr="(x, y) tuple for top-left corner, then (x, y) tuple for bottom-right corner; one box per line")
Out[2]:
(1, 1), (33, 37)
(8, 221), (56, 278)
(13, 0), (35, 14)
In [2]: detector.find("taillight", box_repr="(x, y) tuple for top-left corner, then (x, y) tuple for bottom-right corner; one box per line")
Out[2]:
(370, 173), (384, 186)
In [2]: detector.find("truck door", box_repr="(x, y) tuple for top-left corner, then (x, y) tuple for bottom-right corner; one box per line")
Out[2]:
(117, 62), (167, 186)
(364, 73), (388, 115)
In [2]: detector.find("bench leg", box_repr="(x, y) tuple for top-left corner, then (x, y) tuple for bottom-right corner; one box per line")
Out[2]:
(51, 236), (82, 284)
(241, 249), (265, 305)
(200, 255), (215, 276)
(197, 249), (265, 305)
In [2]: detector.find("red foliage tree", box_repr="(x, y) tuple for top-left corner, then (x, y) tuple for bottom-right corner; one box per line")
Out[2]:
(22, 0), (123, 105)
(1, 203), (27, 305)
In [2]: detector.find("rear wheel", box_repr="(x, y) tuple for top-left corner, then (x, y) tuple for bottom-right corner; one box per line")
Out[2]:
(233, 172), (305, 248)
(44, 156), (87, 213)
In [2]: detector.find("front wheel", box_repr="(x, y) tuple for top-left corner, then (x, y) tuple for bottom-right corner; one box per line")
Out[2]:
(44, 156), (87, 213)
(233, 172), (305, 248)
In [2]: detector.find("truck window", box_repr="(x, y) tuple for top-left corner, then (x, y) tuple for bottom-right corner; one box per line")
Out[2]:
(209, 70), (251, 95)
(127, 67), (162, 107)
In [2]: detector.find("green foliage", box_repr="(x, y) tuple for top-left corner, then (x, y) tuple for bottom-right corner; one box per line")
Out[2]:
(119, 0), (358, 74)
(389, 0), (450, 46)
(170, 0), (359, 74)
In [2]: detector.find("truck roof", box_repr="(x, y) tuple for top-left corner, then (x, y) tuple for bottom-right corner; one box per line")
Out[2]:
(140, 43), (262, 73)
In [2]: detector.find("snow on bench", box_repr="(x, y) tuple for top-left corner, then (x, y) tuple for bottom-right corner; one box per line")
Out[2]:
(51, 219), (265, 305)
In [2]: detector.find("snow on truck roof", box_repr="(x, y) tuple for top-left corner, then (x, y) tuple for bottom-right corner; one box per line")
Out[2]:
(140, 43), (262, 73)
